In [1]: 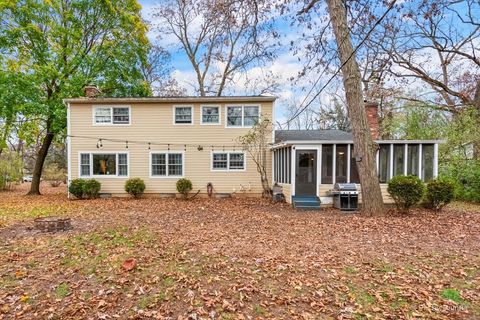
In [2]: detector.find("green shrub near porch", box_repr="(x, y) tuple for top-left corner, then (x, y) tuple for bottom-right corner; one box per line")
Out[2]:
(425, 177), (455, 211)
(125, 178), (146, 198)
(176, 178), (192, 198)
(387, 175), (425, 213)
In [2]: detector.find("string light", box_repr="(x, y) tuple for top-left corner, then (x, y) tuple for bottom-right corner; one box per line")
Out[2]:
(66, 134), (265, 150)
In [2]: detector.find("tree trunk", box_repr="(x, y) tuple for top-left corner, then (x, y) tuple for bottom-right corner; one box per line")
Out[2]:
(473, 80), (480, 159)
(326, 0), (385, 216)
(27, 119), (55, 195)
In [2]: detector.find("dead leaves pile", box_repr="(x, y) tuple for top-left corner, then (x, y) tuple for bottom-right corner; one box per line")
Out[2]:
(0, 185), (479, 319)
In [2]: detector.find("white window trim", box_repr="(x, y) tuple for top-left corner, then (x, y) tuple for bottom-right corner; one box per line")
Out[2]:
(200, 105), (221, 125)
(173, 105), (194, 125)
(149, 151), (185, 178)
(92, 105), (131, 126)
(224, 104), (261, 128)
(210, 151), (247, 172)
(78, 151), (129, 178)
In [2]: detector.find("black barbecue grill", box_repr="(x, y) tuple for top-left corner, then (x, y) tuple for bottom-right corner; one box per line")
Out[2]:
(330, 183), (359, 211)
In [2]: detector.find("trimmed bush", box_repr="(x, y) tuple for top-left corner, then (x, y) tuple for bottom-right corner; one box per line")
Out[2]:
(68, 179), (85, 199)
(176, 178), (192, 199)
(387, 175), (425, 213)
(83, 179), (101, 199)
(425, 177), (455, 211)
(125, 178), (146, 198)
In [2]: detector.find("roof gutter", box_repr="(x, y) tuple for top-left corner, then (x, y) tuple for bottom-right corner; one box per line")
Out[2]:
(63, 96), (277, 104)
(271, 139), (446, 149)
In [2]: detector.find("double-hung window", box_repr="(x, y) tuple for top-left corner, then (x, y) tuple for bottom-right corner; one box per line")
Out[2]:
(174, 106), (193, 124)
(212, 152), (245, 171)
(94, 106), (130, 124)
(79, 153), (128, 177)
(151, 152), (184, 177)
(226, 106), (259, 127)
(201, 106), (220, 124)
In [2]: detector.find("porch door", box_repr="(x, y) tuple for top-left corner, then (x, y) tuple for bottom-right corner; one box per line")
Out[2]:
(295, 150), (317, 196)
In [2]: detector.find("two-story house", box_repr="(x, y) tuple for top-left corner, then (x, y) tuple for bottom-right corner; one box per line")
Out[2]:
(65, 96), (275, 197)
(65, 95), (442, 208)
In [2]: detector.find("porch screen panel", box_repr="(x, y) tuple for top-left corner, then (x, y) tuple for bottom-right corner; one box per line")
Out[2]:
(321, 145), (333, 184)
(275, 147), (291, 184)
(378, 144), (390, 183)
(280, 148), (284, 183)
(393, 144), (405, 176)
(274, 150), (278, 182)
(336, 144), (348, 183)
(407, 144), (419, 176)
(350, 145), (360, 183)
(287, 147), (291, 183)
(422, 144), (434, 181)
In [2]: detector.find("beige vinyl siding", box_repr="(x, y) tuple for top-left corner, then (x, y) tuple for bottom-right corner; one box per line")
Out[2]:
(69, 101), (273, 195)
(279, 183), (292, 203)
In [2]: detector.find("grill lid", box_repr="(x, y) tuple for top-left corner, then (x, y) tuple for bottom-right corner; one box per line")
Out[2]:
(334, 183), (358, 191)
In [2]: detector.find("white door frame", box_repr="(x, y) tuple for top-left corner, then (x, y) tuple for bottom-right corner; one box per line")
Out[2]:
(291, 145), (321, 197)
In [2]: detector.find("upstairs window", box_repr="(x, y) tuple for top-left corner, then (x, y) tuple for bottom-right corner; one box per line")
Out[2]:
(212, 152), (245, 171)
(226, 106), (259, 127)
(201, 106), (220, 124)
(94, 106), (130, 125)
(174, 106), (193, 124)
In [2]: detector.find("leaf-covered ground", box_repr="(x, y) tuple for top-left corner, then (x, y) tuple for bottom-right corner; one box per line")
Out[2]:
(1, 184), (479, 319)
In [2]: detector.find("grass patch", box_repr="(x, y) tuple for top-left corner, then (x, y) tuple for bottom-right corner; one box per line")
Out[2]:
(344, 266), (357, 274)
(253, 304), (266, 315)
(138, 295), (156, 309)
(55, 283), (70, 299)
(440, 288), (462, 303)
(356, 291), (376, 306)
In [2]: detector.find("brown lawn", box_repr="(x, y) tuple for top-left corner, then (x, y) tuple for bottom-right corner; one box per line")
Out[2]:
(0, 184), (479, 319)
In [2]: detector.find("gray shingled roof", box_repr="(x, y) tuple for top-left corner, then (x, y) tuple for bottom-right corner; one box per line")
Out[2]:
(274, 130), (352, 143)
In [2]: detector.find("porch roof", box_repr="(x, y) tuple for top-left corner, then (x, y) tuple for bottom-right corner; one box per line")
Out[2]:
(275, 130), (352, 143)
(273, 130), (444, 147)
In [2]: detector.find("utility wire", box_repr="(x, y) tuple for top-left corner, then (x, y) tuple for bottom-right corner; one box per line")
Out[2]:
(284, 0), (397, 126)
(288, 1), (371, 126)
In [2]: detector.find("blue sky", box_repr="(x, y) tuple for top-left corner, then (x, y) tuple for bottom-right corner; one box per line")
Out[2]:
(137, 0), (316, 125)
(137, 0), (478, 127)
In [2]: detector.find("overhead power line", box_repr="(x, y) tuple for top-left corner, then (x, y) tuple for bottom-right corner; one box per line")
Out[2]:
(284, 0), (397, 126)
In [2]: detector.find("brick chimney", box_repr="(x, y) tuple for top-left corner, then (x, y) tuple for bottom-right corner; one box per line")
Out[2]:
(365, 101), (379, 139)
(84, 85), (100, 98)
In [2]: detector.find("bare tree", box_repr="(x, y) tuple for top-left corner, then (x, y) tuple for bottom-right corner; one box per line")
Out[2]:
(153, 0), (278, 96)
(237, 119), (272, 197)
(140, 45), (186, 96)
(280, 98), (319, 130)
(326, 0), (385, 215)
(316, 96), (351, 131)
(369, 0), (480, 155)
